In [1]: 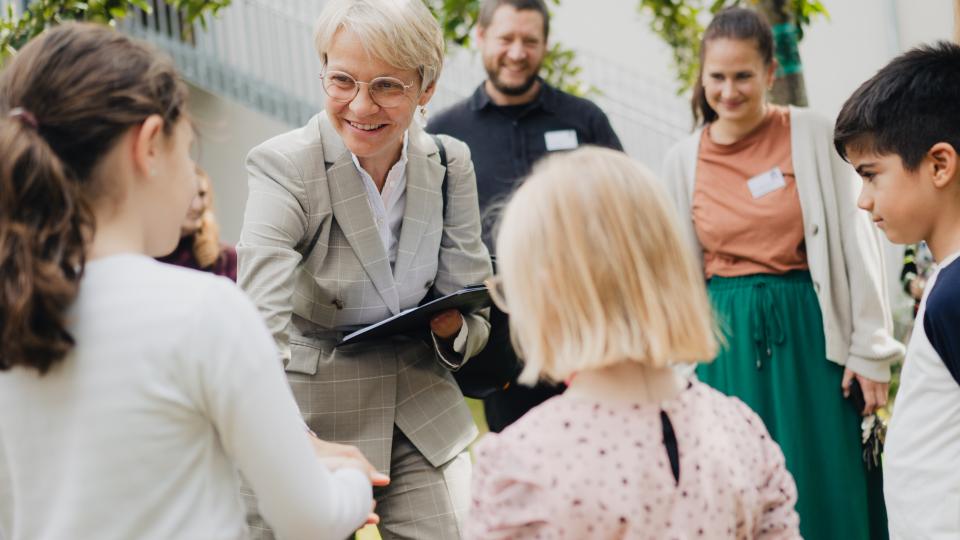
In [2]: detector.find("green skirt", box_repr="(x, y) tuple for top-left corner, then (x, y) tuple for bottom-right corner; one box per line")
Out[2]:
(697, 271), (886, 540)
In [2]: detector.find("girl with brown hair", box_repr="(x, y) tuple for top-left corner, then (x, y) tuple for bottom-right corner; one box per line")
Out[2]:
(0, 23), (373, 540)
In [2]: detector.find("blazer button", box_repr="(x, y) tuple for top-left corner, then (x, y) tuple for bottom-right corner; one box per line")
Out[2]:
(811, 224), (820, 235)
(332, 298), (344, 310)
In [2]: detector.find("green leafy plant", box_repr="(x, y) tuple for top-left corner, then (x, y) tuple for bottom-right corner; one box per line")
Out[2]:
(428, 0), (481, 47)
(1, 0), (230, 61)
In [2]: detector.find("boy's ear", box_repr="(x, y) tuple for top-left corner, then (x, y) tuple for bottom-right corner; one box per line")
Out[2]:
(929, 142), (958, 189)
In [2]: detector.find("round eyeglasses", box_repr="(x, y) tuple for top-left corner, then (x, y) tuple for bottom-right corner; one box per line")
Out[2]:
(320, 70), (416, 109)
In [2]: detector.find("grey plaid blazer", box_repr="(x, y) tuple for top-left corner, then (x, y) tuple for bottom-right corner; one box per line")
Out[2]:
(237, 114), (492, 473)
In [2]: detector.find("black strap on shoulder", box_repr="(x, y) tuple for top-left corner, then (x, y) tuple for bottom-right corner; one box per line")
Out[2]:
(430, 134), (449, 215)
(299, 214), (326, 264)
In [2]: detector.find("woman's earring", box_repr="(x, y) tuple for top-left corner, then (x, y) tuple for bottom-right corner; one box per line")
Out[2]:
(415, 106), (428, 127)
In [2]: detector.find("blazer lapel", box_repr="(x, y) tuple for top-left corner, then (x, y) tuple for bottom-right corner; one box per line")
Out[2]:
(320, 118), (401, 314)
(393, 125), (445, 283)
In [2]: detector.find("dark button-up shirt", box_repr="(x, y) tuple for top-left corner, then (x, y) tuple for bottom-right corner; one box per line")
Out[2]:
(428, 80), (623, 251)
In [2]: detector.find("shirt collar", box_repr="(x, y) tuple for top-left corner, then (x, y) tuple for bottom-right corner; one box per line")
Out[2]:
(469, 78), (554, 114)
(468, 84), (492, 111)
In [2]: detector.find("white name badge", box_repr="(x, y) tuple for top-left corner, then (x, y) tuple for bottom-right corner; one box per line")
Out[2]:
(544, 129), (579, 151)
(747, 167), (787, 199)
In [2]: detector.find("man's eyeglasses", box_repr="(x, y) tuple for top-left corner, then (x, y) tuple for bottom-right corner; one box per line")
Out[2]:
(484, 276), (509, 314)
(320, 70), (415, 109)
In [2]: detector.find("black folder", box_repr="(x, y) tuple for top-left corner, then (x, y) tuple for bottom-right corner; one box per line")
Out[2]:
(339, 285), (490, 345)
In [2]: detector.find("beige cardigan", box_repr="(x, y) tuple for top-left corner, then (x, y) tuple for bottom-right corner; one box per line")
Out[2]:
(661, 106), (903, 382)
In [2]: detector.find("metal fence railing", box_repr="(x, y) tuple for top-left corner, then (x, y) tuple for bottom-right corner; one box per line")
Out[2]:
(114, 0), (693, 169)
(0, 0), (25, 17)
(119, 0), (321, 127)
(118, 0), (493, 130)
(572, 50), (692, 170)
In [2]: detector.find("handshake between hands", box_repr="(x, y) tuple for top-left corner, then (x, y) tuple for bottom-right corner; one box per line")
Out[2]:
(308, 431), (390, 526)
(299, 309), (462, 530)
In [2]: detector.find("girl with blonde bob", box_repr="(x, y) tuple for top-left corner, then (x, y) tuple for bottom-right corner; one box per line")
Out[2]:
(467, 147), (801, 539)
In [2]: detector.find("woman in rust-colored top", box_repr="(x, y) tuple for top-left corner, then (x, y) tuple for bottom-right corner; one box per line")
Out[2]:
(661, 8), (902, 540)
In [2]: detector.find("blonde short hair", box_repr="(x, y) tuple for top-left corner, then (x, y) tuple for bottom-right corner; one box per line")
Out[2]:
(314, 0), (445, 92)
(495, 147), (718, 385)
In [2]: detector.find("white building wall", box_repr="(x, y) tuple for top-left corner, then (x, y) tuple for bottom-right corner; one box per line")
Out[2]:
(800, 0), (954, 118)
(188, 84), (293, 244)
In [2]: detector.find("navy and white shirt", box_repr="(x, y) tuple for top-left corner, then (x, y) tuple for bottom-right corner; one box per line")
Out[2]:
(921, 257), (960, 386)
(885, 250), (960, 539)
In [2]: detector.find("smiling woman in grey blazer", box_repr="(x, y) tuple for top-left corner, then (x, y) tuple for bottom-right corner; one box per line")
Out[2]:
(237, 1), (492, 538)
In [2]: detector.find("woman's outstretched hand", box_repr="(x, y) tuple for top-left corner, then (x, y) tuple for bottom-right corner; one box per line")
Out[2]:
(308, 433), (388, 525)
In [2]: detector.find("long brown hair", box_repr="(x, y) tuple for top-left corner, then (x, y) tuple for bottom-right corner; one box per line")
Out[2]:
(691, 7), (774, 126)
(0, 23), (188, 374)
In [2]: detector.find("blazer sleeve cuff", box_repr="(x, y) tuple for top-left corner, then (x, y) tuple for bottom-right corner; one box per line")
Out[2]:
(432, 323), (469, 370)
(845, 354), (894, 383)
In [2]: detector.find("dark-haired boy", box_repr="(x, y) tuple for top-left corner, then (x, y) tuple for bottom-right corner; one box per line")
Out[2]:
(835, 41), (960, 539)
